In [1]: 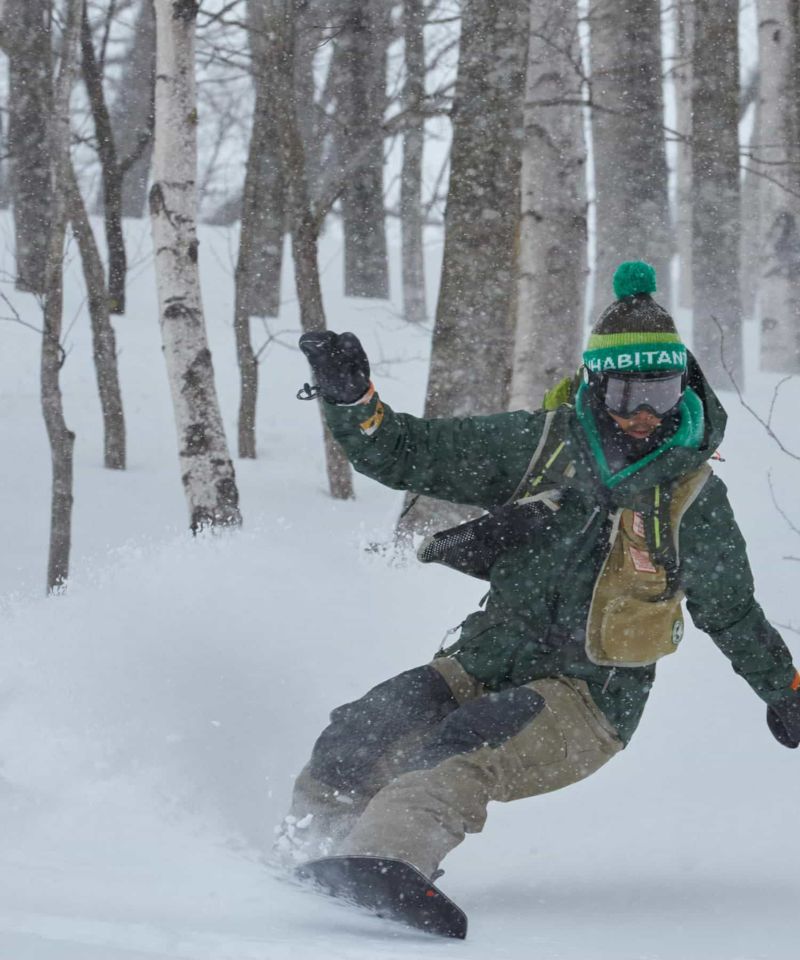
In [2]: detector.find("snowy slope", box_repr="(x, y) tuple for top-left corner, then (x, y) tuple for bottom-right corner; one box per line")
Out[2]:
(0, 209), (799, 959)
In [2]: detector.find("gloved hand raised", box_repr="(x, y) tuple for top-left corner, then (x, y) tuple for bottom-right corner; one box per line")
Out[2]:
(767, 687), (800, 748)
(299, 331), (371, 404)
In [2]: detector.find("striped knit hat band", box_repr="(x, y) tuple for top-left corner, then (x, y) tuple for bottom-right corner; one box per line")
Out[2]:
(584, 262), (686, 375)
(584, 332), (687, 374)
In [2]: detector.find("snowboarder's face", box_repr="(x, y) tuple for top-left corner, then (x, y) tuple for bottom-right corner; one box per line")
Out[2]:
(608, 409), (663, 440)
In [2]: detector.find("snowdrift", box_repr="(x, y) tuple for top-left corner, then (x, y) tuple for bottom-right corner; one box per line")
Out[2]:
(0, 212), (798, 958)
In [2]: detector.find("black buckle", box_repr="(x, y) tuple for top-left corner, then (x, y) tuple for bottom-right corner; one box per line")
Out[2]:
(296, 382), (321, 401)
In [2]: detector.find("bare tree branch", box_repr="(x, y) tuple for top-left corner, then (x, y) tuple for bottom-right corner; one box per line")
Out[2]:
(0, 291), (67, 366)
(197, 0), (244, 28)
(711, 314), (800, 461)
(767, 471), (800, 537)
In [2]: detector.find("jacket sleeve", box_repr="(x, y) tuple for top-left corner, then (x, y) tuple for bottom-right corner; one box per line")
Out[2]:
(321, 390), (544, 509)
(680, 474), (796, 705)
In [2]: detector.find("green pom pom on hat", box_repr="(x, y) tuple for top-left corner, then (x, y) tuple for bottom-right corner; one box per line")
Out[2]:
(612, 260), (657, 299)
(583, 260), (686, 374)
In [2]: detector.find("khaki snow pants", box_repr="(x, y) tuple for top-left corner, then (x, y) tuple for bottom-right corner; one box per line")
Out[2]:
(287, 657), (623, 879)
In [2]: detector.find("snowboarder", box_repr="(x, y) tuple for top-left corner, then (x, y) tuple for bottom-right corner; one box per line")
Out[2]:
(280, 261), (800, 889)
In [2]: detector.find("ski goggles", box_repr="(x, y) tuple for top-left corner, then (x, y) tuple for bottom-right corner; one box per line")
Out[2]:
(600, 371), (686, 418)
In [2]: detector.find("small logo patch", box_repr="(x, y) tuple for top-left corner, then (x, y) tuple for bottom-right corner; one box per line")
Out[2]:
(629, 545), (657, 573)
(632, 512), (646, 538)
(671, 620), (684, 646)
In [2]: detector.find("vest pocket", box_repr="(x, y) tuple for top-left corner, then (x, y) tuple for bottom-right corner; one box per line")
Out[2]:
(588, 593), (684, 667)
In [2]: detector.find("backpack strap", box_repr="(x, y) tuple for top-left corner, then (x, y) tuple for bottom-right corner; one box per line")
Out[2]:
(505, 408), (573, 505)
(643, 464), (713, 600)
(643, 483), (680, 599)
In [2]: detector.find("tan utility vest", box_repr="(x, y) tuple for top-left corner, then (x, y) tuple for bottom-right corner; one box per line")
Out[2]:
(511, 410), (713, 668)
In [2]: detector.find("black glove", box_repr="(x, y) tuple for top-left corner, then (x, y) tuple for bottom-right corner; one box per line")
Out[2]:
(767, 692), (800, 749)
(298, 331), (370, 404)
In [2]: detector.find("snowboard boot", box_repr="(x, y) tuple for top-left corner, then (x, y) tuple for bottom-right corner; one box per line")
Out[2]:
(271, 770), (365, 870)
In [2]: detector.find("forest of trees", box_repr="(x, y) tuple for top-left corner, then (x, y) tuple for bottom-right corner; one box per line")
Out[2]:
(0, 0), (799, 591)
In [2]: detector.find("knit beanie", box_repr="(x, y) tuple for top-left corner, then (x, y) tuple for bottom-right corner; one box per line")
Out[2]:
(583, 261), (687, 375)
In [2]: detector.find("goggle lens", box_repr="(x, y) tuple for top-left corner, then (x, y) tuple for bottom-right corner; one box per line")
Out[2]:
(603, 373), (684, 418)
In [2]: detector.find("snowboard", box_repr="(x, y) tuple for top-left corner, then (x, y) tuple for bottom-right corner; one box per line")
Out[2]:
(295, 855), (468, 939)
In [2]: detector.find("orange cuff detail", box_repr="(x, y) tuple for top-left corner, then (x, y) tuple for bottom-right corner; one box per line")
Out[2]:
(791, 671), (800, 692)
(359, 399), (384, 436)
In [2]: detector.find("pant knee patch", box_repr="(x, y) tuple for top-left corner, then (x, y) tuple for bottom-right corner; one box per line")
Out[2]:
(309, 665), (459, 789)
(410, 686), (546, 770)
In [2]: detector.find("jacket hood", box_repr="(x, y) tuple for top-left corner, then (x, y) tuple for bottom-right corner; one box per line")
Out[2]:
(573, 350), (727, 503)
(684, 349), (727, 452)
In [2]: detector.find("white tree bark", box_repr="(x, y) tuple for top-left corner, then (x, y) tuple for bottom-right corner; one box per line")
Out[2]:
(756, 0), (800, 372)
(149, 0), (241, 531)
(510, 0), (587, 411)
(41, 0), (83, 592)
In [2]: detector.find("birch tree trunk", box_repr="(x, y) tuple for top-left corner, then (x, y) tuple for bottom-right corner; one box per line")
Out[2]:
(397, 0), (529, 539)
(4, 0), (53, 295)
(400, 0), (427, 324)
(66, 161), (126, 470)
(272, 0), (354, 499)
(510, 0), (587, 411)
(41, 0), (82, 593)
(590, 0), (671, 312)
(674, 0), (694, 310)
(756, 0), (800, 372)
(332, 0), (390, 299)
(149, 0), (242, 531)
(691, 0), (743, 388)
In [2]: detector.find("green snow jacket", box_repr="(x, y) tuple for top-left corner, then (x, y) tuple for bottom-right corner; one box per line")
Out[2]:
(323, 361), (795, 744)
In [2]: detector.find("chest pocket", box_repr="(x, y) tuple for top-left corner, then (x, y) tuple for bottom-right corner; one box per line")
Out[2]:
(585, 465), (711, 668)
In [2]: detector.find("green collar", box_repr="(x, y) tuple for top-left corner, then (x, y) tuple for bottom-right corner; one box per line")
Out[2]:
(574, 384), (705, 489)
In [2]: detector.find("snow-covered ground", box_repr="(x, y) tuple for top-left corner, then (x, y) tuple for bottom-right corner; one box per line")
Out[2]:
(1, 209), (799, 959)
